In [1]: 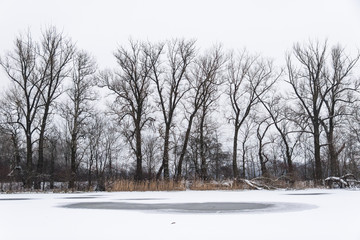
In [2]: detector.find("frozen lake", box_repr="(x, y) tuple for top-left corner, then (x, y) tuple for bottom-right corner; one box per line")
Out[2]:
(0, 189), (359, 239)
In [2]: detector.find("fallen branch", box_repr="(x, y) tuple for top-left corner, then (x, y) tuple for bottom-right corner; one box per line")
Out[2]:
(242, 179), (263, 190)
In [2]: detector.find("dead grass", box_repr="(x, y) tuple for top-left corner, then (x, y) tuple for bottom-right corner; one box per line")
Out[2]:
(108, 179), (252, 191)
(188, 180), (248, 190)
(108, 179), (323, 192)
(0, 179), (324, 193)
(109, 180), (187, 192)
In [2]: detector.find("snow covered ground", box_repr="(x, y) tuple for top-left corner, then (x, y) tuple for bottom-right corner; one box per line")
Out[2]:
(0, 189), (359, 240)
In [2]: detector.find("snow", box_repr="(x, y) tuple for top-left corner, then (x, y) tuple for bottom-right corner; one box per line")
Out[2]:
(0, 189), (359, 240)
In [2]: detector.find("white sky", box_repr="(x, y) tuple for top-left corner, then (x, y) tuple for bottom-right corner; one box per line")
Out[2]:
(1, 0), (360, 89)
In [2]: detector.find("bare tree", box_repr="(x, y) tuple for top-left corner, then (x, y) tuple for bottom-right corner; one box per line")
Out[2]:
(286, 41), (328, 181)
(148, 39), (196, 180)
(0, 32), (42, 187)
(62, 50), (97, 189)
(226, 50), (278, 180)
(287, 41), (359, 180)
(320, 45), (359, 176)
(100, 40), (157, 181)
(35, 27), (75, 189)
(175, 46), (224, 180)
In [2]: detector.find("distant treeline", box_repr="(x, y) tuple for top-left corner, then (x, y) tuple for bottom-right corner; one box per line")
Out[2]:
(0, 26), (359, 190)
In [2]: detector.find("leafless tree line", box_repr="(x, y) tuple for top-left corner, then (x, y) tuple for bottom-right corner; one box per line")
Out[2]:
(0, 27), (360, 190)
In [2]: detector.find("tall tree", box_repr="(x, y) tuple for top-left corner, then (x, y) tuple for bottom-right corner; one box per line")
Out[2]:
(176, 46), (224, 180)
(0, 32), (41, 187)
(149, 39), (196, 180)
(100, 40), (156, 181)
(63, 50), (97, 189)
(35, 27), (75, 189)
(226, 50), (277, 180)
(320, 45), (359, 176)
(286, 41), (328, 181)
(197, 47), (224, 180)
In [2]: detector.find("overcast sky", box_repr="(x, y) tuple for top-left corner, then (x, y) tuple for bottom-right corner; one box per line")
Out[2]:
(1, 0), (360, 89)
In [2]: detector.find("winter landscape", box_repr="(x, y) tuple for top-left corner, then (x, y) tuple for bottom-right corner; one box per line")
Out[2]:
(1, 1), (360, 239)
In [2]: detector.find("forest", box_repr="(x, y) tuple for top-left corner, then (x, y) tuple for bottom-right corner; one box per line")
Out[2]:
(0, 26), (360, 191)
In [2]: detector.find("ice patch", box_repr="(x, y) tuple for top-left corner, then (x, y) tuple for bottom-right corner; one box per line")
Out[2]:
(62, 201), (316, 214)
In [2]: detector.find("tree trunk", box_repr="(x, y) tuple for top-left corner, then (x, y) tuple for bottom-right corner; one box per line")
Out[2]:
(199, 112), (207, 181)
(327, 117), (340, 177)
(11, 135), (21, 168)
(25, 132), (33, 188)
(258, 140), (268, 177)
(232, 124), (240, 179)
(193, 145), (200, 179)
(313, 123), (322, 181)
(49, 153), (55, 189)
(87, 153), (93, 191)
(68, 132), (77, 189)
(327, 130), (343, 177)
(176, 113), (195, 180)
(135, 122), (143, 181)
(285, 143), (294, 179)
(162, 124), (171, 180)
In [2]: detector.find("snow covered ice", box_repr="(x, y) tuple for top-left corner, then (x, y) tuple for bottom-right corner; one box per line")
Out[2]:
(0, 189), (359, 240)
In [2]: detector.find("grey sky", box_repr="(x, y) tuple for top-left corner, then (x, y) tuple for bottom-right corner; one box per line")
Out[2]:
(0, 0), (359, 89)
